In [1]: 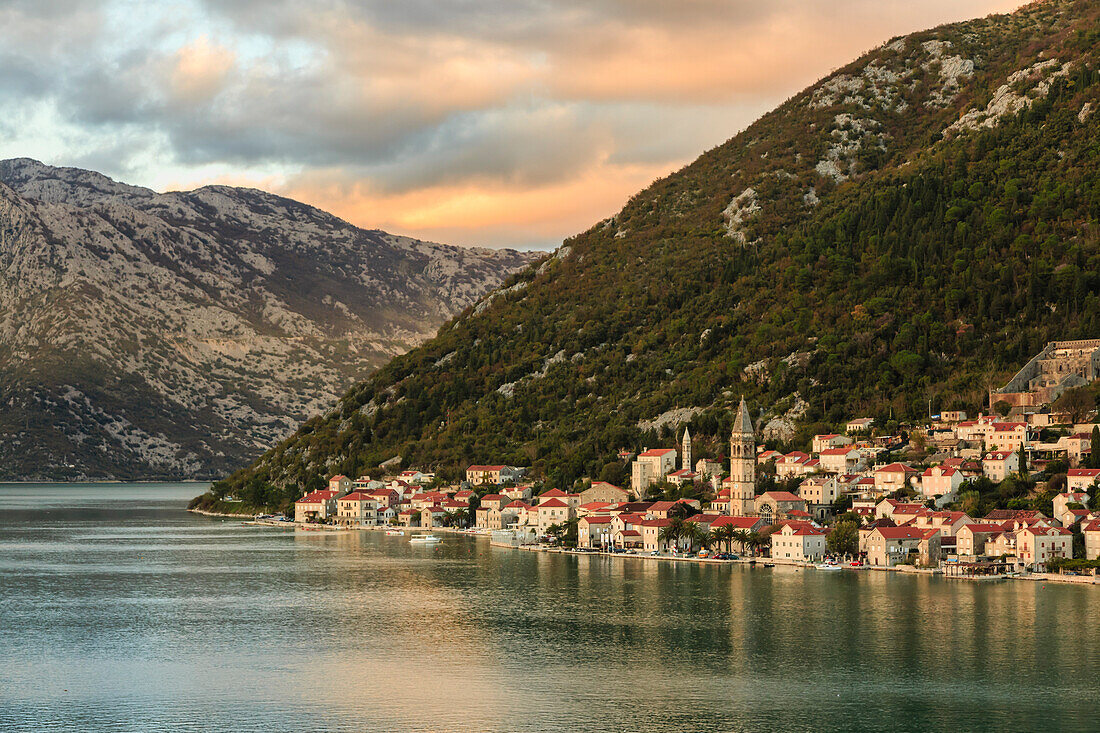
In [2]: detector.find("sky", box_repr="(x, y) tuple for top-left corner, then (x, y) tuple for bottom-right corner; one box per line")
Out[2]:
(0, 0), (1025, 251)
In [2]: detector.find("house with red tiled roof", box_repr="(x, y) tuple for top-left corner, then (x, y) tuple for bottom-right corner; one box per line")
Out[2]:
(876, 499), (927, 523)
(366, 488), (399, 508)
(873, 463), (919, 495)
(328, 475), (352, 494)
(857, 518), (895, 553)
(911, 511), (972, 537)
(771, 521), (826, 562)
(776, 452), (813, 480)
(956, 523), (1004, 557)
(866, 526), (941, 567)
(537, 498), (573, 535)
(294, 490), (340, 522)
(982, 451), (1019, 482)
(920, 465), (965, 499)
(419, 504), (448, 529)
(813, 433), (854, 453)
(1016, 525), (1072, 571)
(578, 515), (614, 548)
(666, 468), (698, 486)
(818, 447), (862, 475)
(1083, 519), (1100, 560)
(645, 499), (701, 520)
(988, 422), (1028, 452)
(638, 518), (673, 552)
(1053, 491), (1092, 527)
(1067, 468), (1100, 493)
(501, 484), (534, 502)
(336, 491), (380, 526)
(466, 465), (522, 486)
(631, 448), (678, 493)
(537, 489), (580, 509)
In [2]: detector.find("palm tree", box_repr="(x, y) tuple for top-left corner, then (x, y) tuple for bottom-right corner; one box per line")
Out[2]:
(712, 525), (736, 552)
(659, 517), (687, 552)
(732, 529), (752, 555)
(695, 528), (715, 552)
(748, 531), (771, 558)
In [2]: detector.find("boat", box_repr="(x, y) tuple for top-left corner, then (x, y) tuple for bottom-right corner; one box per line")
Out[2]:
(409, 534), (442, 544)
(385, 529), (405, 536)
(815, 561), (842, 571)
(763, 563), (775, 568)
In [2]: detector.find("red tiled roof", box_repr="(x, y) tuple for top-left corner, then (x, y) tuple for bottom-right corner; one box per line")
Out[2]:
(638, 518), (672, 528)
(922, 465), (959, 476)
(876, 463), (917, 474)
(760, 490), (803, 502)
(581, 515), (613, 524)
(710, 516), (761, 529)
(467, 465), (507, 472)
(339, 491), (375, 502)
(296, 490), (338, 504)
(875, 527), (937, 540)
(1068, 469), (1100, 477)
(961, 523), (1003, 534)
(638, 448), (676, 457)
(539, 498), (569, 508)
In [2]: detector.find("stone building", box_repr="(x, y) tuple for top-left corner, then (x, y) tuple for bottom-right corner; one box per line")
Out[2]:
(991, 339), (1100, 408)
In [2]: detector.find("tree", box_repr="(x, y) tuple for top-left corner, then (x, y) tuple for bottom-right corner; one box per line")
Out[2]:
(560, 518), (579, 548)
(959, 490), (982, 518)
(712, 524), (737, 552)
(1054, 386), (1095, 425)
(1091, 426), (1100, 470)
(732, 529), (752, 554)
(658, 517), (687, 551)
(993, 400), (1012, 418)
(826, 520), (860, 557)
(545, 523), (566, 546)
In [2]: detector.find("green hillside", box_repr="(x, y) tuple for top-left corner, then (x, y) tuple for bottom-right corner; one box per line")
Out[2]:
(212, 0), (1100, 510)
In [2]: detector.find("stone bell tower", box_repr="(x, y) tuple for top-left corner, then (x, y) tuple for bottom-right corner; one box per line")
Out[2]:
(681, 427), (692, 472)
(729, 397), (756, 516)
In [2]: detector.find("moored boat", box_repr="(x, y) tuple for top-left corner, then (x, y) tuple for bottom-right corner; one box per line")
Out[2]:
(385, 529), (405, 536)
(409, 534), (441, 544)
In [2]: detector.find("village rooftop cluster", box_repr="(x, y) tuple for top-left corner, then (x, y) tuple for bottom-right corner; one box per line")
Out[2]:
(291, 392), (1100, 575)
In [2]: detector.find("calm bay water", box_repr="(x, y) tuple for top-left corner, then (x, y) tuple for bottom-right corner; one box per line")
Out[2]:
(2, 483), (1099, 732)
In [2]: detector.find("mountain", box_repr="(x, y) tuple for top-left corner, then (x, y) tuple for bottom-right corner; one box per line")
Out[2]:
(0, 159), (541, 480)
(217, 0), (1100, 509)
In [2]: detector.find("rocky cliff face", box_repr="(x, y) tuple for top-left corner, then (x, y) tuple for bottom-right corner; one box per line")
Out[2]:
(0, 159), (541, 480)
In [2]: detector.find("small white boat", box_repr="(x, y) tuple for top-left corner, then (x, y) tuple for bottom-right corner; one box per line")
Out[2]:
(385, 529), (405, 536)
(409, 534), (441, 544)
(815, 562), (842, 571)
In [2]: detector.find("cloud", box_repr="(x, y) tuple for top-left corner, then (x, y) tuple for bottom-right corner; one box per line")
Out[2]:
(0, 0), (1025, 249)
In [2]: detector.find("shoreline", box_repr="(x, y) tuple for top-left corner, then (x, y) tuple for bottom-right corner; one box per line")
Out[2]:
(210, 514), (1100, 586)
(188, 508), (258, 519)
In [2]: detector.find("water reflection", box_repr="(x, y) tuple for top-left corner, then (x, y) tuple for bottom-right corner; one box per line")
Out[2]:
(1, 483), (1098, 732)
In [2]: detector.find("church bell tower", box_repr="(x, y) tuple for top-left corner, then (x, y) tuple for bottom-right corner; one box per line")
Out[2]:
(729, 397), (756, 516)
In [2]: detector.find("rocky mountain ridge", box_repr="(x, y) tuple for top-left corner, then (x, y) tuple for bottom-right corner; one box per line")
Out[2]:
(0, 159), (541, 479)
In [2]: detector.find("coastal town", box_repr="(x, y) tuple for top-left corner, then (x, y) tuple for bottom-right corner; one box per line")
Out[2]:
(284, 339), (1100, 580)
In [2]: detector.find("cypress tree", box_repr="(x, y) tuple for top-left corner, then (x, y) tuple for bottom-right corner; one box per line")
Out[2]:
(1090, 426), (1100, 469)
